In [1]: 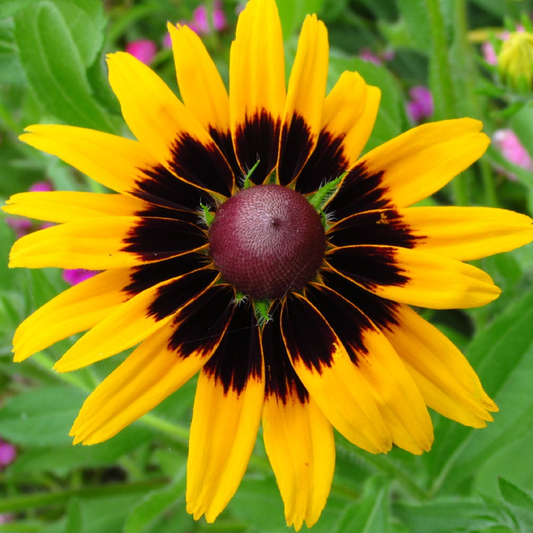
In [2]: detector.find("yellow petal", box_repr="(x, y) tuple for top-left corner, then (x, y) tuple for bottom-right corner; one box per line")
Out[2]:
(327, 245), (501, 309)
(12, 269), (131, 362)
(9, 216), (206, 270)
(187, 370), (264, 522)
(305, 284), (433, 454)
(229, 0), (285, 181)
(281, 295), (391, 453)
(3, 191), (149, 223)
(356, 118), (490, 207)
(169, 23), (230, 135)
(263, 394), (334, 531)
(295, 73), (380, 193)
(19, 125), (158, 194)
(383, 304), (497, 427)
(70, 318), (221, 445)
(277, 14), (328, 184)
(322, 73), (380, 166)
(54, 269), (217, 372)
(398, 206), (533, 261)
(107, 52), (233, 197)
(354, 328), (433, 454)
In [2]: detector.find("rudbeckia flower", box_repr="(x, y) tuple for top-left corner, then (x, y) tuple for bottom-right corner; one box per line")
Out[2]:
(3, 0), (533, 529)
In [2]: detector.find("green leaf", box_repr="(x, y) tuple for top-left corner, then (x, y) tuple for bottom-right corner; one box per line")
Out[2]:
(499, 478), (533, 512)
(277, 0), (325, 40)
(427, 289), (533, 494)
(230, 474), (347, 533)
(0, 216), (20, 293)
(63, 494), (146, 533)
(393, 497), (494, 533)
(124, 468), (188, 533)
(0, 0), (35, 18)
(397, 0), (431, 51)
(333, 476), (389, 533)
(51, 0), (106, 67)
(0, 19), (26, 85)
(0, 385), (85, 446)
(13, 1), (113, 131)
(10, 427), (154, 476)
(64, 499), (83, 533)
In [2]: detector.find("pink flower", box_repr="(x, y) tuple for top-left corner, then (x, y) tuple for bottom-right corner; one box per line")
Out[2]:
(406, 86), (434, 123)
(6, 181), (53, 237)
(164, 1), (227, 46)
(62, 269), (98, 286)
(359, 48), (394, 66)
(125, 39), (157, 65)
(359, 48), (383, 66)
(29, 181), (53, 192)
(212, 1), (227, 32)
(482, 39), (501, 66)
(0, 514), (14, 525)
(493, 129), (533, 176)
(5, 216), (32, 239)
(192, 5), (210, 34)
(0, 439), (16, 468)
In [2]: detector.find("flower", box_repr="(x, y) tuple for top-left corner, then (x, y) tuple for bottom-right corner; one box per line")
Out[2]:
(125, 39), (157, 65)
(3, 0), (533, 529)
(498, 30), (533, 91)
(164, 1), (227, 47)
(0, 438), (16, 468)
(482, 39), (499, 65)
(359, 47), (394, 66)
(62, 269), (98, 286)
(191, 1), (227, 35)
(5, 181), (52, 237)
(406, 86), (434, 124)
(493, 129), (533, 178)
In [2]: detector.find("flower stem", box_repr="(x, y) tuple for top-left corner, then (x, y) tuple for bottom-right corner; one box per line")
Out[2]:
(426, 0), (456, 119)
(425, 0), (470, 206)
(0, 478), (168, 513)
(140, 413), (190, 445)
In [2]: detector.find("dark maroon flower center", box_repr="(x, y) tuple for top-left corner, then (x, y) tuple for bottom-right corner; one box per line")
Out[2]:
(209, 184), (326, 300)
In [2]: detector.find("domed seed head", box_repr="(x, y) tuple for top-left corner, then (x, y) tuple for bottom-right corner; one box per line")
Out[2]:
(209, 184), (326, 300)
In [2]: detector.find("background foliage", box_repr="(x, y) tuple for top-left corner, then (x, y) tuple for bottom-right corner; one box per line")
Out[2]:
(1, 0), (533, 531)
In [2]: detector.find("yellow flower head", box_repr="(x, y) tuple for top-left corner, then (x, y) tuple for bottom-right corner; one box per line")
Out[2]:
(3, 0), (533, 529)
(498, 30), (533, 91)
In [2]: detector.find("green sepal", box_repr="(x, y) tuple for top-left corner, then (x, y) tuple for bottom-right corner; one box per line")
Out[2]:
(308, 172), (346, 213)
(254, 299), (272, 325)
(234, 291), (248, 304)
(200, 203), (215, 227)
(243, 159), (261, 189)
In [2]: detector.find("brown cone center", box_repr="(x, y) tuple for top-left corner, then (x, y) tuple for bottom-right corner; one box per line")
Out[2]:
(209, 184), (326, 299)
